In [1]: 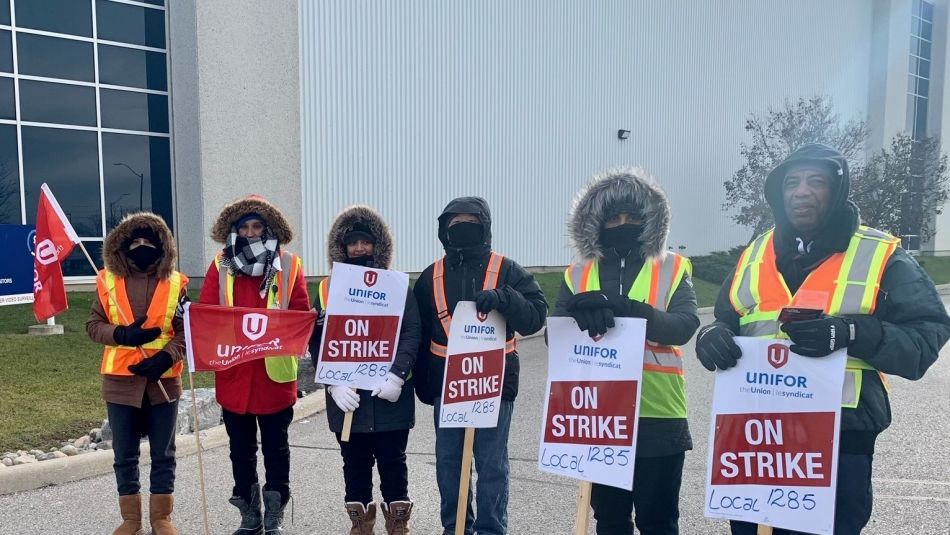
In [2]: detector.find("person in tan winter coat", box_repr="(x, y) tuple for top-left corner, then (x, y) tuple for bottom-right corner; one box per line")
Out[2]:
(86, 212), (188, 535)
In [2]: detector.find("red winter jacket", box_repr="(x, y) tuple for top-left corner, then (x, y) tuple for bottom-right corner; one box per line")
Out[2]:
(198, 258), (310, 415)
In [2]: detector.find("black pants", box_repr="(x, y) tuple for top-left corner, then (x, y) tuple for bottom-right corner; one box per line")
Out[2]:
(222, 406), (294, 502)
(590, 452), (685, 535)
(336, 429), (410, 505)
(107, 397), (178, 496)
(730, 454), (873, 535)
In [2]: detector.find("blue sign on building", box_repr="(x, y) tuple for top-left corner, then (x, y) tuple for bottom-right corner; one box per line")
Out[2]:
(0, 224), (36, 306)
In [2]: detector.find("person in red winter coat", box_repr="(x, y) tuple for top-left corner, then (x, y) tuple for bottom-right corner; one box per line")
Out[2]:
(198, 195), (309, 535)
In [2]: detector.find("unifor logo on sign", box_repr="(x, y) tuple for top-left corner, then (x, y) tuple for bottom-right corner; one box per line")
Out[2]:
(242, 313), (268, 341)
(767, 343), (789, 369)
(363, 270), (378, 287)
(476, 311), (489, 322)
(34, 239), (59, 266)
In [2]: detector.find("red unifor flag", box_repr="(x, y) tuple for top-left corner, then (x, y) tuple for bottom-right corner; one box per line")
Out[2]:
(183, 302), (317, 372)
(33, 183), (81, 321)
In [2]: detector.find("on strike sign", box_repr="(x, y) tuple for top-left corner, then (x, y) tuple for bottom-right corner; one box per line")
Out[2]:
(316, 262), (408, 390)
(704, 337), (846, 534)
(439, 301), (506, 428)
(538, 317), (645, 490)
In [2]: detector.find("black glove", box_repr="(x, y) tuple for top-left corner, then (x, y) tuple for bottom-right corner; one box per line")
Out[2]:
(606, 294), (656, 321)
(781, 315), (854, 358)
(127, 351), (174, 382)
(566, 291), (615, 337)
(113, 316), (162, 347)
(475, 289), (503, 313)
(695, 324), (742, 371)
(174, 294), (191, 319)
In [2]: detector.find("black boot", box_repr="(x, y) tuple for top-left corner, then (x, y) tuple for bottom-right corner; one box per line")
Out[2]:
(263, 489), (289, 534)
(229, 483), (264, 535)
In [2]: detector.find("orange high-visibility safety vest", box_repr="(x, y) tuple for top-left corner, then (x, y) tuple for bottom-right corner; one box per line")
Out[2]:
(563, 253), (692, 418)
(214, 251), (303, 383)
(430, 252), (517, 357)
(96, 269), (188, 377)
(728, 226), (900, 407)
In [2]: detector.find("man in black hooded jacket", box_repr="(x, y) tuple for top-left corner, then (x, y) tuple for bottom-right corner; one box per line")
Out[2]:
(413, 196), (547, 535)
(696, 143), (950, 535)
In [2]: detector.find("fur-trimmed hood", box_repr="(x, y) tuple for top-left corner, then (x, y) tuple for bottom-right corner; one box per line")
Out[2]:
(568, 167), (671, 261)
(326, 205), (394, 269)
(211, 195), (293, 245)
(103, 212), (177, 279)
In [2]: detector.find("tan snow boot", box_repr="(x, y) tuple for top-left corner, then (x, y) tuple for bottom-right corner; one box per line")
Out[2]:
(345, 502), (377, 535)
(149, 494), (179, 535)
(113, 494), (146, 535)
(382, 501), (413, 535)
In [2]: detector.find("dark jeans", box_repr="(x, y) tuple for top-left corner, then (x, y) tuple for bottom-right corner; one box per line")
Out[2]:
(434, 399), (514, 535)
(590, 452), (685, 535)
(107, 397), (178, 496)
(222, 406), (294, 502)
(730, 454), (874, 535)
(335, 429), (410, 505)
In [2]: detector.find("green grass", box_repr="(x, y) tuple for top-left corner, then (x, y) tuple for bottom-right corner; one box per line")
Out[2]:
(0, 292), (214, 452)
(917, 255), (950, 285)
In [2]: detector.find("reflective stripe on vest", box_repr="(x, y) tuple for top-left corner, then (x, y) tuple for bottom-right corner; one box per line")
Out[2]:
(317, 277), (329, 310)
(215, 251), (302, 383)
(563, 253), (692, 418)
(429, 252), (517, 357)
(728, 226), (898, 407)
(97, 269), (188, 377)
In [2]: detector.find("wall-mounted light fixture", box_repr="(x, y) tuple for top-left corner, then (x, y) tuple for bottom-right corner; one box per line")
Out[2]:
(617, 129), (630, 140)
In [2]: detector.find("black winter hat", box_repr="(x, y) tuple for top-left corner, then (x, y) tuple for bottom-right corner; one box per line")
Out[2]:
(343, 222), (376, 245)
(128, 226), (162, 249)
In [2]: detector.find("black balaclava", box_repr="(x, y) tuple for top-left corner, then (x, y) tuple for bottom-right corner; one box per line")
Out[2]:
(599, 201), (643, 256)
(446, 222), (484, 248)
(343, 221), (376, 267)
(126, 227), (162, 270)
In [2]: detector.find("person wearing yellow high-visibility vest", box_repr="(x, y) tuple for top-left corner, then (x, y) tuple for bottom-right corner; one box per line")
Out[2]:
(87, 212), (188, 535)
(198, 195), (310, 535)
(413, 196), (548, 535)
(696, 144), (950, 535)
(552, 168), (700, 535)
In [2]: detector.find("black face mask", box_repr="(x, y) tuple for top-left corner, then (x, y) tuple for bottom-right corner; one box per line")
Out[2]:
(127, 246), (162, 270)
(446, 222), (484, 248)
(599, 223), (643, 254)
(345, 254), (375, 267)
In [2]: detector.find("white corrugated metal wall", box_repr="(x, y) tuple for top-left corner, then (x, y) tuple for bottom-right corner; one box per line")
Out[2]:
(299, 1), (875, 274)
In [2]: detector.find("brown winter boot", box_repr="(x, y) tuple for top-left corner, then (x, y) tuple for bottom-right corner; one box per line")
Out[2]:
(345, 502), (377, 535)
(113, 494), (146, 535)
(149, 494), (179, 535)
(381, 501), (412, 535)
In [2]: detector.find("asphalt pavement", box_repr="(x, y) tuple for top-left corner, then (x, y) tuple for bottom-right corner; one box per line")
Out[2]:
(1, 304), (948, 534)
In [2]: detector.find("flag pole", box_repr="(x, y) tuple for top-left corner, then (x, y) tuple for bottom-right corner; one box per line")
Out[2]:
(188, 367), (212, 535)
(85, 241), (173, 404)
(454, 427), (476, 535)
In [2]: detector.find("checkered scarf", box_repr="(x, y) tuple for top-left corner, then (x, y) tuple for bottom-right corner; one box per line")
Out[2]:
(221, 227), (281, 297)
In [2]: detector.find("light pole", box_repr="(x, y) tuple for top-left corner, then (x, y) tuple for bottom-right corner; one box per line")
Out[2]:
(113, 162), (145, 210)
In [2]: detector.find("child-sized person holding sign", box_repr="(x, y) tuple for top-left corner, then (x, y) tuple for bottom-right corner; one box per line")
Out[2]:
(309, 205), (421, 534)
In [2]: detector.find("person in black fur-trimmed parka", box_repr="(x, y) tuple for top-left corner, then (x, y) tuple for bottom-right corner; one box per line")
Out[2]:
(551, 168), (700, 535)
(309, 205), (421, 535)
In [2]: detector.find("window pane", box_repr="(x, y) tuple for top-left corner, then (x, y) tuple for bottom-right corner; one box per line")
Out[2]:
(22, 126), (101, 237)
(0, 124), (20, 224)
(920, 39), (932, 59)
(912, 16), (922, 37)
(102, 133), (172, 231)
(100, 89), (168, 133)
(143, 0), (164, 5)
(914, 97), (929, 138)
(922, 1), (934, 22)
(63, 240), (102, 276)
(0, 76), (14, 119)
(921, 20), (933, 41)
(0, 0), (9, 26)
(98, 44), (167, 91)
(96, 0), (166, 49)
(17, 33), (94, 82)
(917, 57), (931, 78)
(15, 0), (92, 37)
(0, 30), (10, 73)
(906, 94), (917, 133)
(19, 80), (97, 126)
(918, 77), (929, 97)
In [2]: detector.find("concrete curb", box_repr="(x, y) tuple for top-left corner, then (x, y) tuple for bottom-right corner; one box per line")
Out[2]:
(0, 392), (326, 496)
